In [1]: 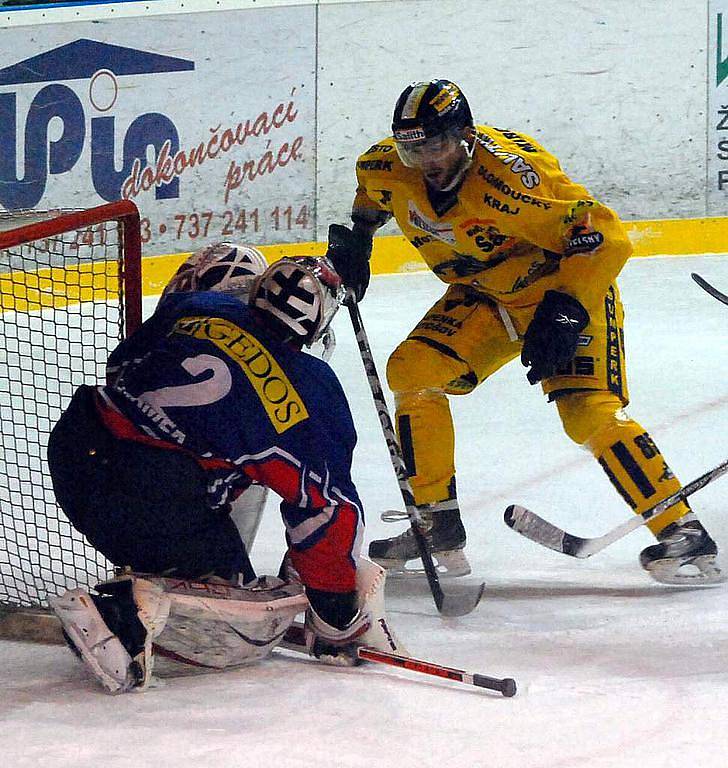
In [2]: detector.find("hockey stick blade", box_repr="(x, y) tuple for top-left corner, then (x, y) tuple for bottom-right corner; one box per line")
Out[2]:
(504, 457), (728, 558)
(437, 580), (486, 617)
(504, 504), (591, 557)
(692, 273), (728, 306)
(280, 622), (516, 696)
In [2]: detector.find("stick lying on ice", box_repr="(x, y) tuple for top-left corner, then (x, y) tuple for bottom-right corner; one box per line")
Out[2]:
(280, 622), (517, 697)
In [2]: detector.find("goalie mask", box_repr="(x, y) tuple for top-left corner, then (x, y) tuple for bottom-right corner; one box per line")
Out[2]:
(162, 242), (268, 302)
(250, 256), (345, 355)
(392, 79), (475, 191)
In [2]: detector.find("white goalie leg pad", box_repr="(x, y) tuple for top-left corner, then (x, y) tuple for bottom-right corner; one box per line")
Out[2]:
(50, 588), (137, 694)
(93, 574), (172, 691)
(147, 575), (308, 669)
(356, 557), (409, 656)
(127, 576), (172, 689)
(229, 483), (269, 552)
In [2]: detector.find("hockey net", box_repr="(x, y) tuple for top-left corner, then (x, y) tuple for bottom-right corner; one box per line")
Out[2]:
(0, 201), (142, 625)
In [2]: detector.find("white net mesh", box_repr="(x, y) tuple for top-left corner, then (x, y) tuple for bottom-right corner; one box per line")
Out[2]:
(0, 206), (139, 608)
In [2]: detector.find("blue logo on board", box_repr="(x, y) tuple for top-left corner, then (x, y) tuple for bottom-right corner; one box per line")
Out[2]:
(0, 39), (194, 208)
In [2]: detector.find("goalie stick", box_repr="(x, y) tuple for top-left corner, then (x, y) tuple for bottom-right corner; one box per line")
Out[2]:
(504, 457), (728, 558)
(692, 272), (728, 306)
(346, 299), (485, 617)
(280, 622), (516, 697)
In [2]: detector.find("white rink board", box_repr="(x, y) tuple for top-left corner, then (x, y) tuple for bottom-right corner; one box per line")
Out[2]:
(0, 7), (316, 251)
(710, 1), (728, 214)
(317, 0), (708, 229)
(0, 0), (719, 247)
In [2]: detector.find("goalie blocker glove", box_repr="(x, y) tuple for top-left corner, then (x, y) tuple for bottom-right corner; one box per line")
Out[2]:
(326, 223), (373, 302)
(304, 557), (407, 666)
(304, 602), (372, 667)
(521, 290), (590, 385)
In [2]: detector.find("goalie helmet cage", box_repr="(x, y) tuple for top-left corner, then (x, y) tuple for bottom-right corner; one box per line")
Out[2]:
(0, 200), (142, 640)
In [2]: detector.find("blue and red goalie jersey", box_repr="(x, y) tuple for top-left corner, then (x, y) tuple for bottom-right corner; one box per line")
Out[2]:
(98, 291), (364, 594)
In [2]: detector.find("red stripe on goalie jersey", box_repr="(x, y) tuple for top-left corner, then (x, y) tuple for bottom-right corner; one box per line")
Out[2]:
(286, 499), (359, 593)
(94, 391), (236, 472)
(245, 457), (360, 593)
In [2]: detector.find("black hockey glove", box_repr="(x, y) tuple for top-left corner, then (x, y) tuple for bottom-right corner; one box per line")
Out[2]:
(521, 290), (590, 385)
(326, 223), (373, 302)
(304, 606), (370, 667)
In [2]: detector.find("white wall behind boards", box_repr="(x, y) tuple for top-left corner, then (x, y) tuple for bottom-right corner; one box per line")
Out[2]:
(317, 0), (708, 229)
(0, 5), (317, 253)
(0, 0), (719, 253)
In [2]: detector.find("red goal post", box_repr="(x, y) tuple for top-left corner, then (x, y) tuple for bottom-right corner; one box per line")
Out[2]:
(0, 201), (143, 638)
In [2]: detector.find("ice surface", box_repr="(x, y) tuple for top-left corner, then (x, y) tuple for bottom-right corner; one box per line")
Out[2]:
(2, 254), (728, 768)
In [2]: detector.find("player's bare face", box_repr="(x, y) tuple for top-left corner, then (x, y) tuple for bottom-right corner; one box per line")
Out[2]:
(398, 133), (467, 191)
(421, 145), (465, 190)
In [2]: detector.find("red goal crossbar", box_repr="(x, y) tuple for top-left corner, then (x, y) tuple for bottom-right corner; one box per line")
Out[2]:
(0, 200), (143, 334)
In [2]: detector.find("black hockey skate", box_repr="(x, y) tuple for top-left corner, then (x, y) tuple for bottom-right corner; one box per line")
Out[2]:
(639, 519), (722, 585)
(368, 507), (470, 578)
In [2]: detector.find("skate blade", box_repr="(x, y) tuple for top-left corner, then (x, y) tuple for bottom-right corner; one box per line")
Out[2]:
(645, 554), (726, 586)
(372, 549), (471, 579)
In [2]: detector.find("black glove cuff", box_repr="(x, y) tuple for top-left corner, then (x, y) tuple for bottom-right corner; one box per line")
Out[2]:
(306, 587), (358, 630)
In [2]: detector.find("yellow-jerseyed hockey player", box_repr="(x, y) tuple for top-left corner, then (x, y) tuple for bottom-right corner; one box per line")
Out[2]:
(326, 78), (720, 586)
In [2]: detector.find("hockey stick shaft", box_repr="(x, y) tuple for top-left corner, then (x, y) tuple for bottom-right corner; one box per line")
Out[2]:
(346, 299), (483, 616)
(505, 457), (728, 557)
(692, 273), (728, 306)
(280, 622), (516, 696)
(356, 647), (517, 697)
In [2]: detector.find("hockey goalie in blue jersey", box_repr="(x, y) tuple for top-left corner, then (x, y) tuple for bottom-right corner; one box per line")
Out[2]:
(47, 243), (403, 693)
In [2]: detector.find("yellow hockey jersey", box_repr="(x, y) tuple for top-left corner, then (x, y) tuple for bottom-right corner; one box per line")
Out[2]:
(352, 125), (633, 313)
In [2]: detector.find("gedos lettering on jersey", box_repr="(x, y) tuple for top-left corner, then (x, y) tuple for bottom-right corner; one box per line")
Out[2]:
(173, 317), (309, 433)
(475, 133), (541, 189)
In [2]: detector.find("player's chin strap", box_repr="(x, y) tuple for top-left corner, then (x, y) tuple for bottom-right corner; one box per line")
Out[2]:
(344, 292), (484, 617)
(438, 133), (476, 193)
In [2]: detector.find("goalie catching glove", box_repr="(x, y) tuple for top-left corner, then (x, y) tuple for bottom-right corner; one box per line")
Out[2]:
(304, 557), (407, 666)
(325, 223), (373, 302)
(521, 290), (590, 384)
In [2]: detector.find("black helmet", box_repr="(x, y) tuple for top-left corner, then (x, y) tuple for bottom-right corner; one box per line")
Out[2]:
(391, 80), (473, 144)
(391, 80), (475, 190)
